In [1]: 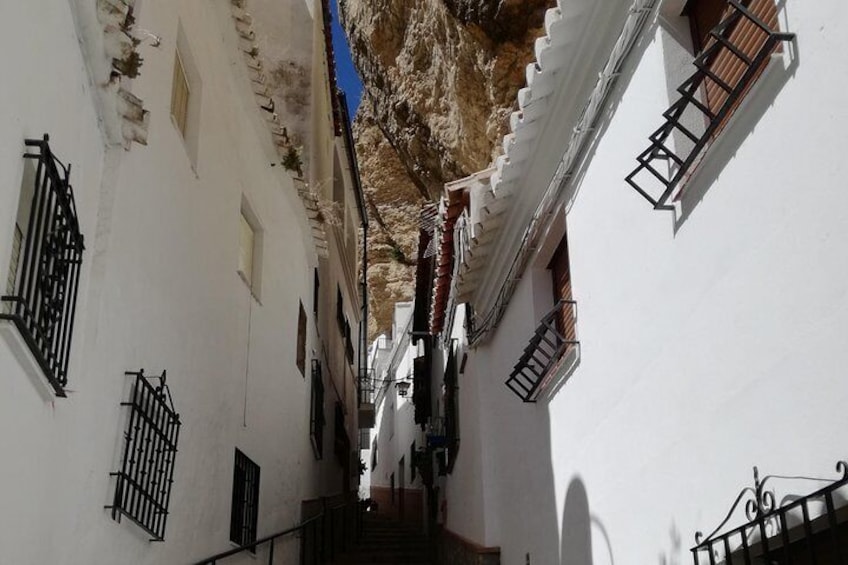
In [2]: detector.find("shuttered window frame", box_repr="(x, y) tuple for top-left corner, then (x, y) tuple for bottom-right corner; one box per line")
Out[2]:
(549, 235), (576, 345)
(685, 0), (782, 134)
(170, 50), (191, 138)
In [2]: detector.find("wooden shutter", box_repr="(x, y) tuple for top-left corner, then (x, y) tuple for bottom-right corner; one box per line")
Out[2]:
(549, 235), (575, 342)
(688, 0), (780, 119)
(170, 52), (190, 136)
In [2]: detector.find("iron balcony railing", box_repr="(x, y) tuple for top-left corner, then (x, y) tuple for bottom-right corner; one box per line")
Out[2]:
(506, 299), (579, 403)
(358, 368), (375, 407)
(625, 0), (795, 210)
(692, 462), (848, 564)
(107, 370), (181, 541)
(1, 135), (85, 395)
(194, 497), (364, 565)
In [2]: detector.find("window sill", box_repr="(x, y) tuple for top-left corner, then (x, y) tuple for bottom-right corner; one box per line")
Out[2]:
(170, 115), (199, 179)
(534, 343), (581, 404)
(0, 318), (60, 401)
(237, 271), (261, 304)
(229, 541), (258, 559)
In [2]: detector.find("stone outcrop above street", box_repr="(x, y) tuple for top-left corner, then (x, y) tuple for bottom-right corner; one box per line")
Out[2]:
(341, 0), (555, 335)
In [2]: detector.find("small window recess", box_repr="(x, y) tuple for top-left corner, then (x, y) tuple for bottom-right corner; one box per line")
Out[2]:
(296, 301), (307, 376)
(230, 449), (260, 552)
(170, 23), (202, 172)
(238, 197), (263, 301)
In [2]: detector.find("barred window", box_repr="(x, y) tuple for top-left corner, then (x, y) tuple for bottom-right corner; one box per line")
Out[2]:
(108, 370), (181, 541)
(230, 449), (260, 551)
(1, 135), (84, 396)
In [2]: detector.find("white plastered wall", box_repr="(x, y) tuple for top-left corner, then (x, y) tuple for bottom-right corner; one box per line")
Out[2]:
(0, 1), (347, 563)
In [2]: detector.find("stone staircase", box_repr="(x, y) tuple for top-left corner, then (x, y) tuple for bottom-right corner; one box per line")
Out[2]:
(330, 513), (433, 564)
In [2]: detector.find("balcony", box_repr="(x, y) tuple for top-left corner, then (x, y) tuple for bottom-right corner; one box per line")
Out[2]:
(505, 299), (579, 403)
(357, 368), (375, 429)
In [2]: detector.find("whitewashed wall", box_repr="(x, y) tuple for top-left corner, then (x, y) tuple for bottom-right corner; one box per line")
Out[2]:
(447, 2), (848, 564)
(0, 1), (352, 563)
(369, 304), (425, 501)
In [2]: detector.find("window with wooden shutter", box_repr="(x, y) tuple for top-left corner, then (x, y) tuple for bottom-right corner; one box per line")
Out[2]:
(626, 0), (794, 210)
(505, 232), (581, 403)
(686, 0), (780, 123)
(549, 235), (576, 344)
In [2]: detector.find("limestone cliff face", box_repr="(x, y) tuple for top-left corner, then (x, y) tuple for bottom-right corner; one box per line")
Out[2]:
(342, 0), (555, 335)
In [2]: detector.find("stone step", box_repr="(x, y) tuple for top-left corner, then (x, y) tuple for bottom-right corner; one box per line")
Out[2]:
(328, 515), (433, 565)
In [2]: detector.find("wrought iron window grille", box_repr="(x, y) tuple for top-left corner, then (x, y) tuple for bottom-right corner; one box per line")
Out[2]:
(230, 448), (261, 551)
(107, 370), (181, 541)
(625, 0), (795, 210)
(1, 135), (85, 396)
(506, 299), (579, 403)
(692, 461), (848, 564)
(310, 360), (325, 460)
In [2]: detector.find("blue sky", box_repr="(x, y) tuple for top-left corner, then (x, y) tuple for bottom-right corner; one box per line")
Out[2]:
(330, 0), (363, 120)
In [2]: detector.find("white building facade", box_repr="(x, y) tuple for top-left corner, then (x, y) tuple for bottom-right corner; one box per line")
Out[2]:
(363, 302), (429, 529)
(0, 1), (366, 563)
(424, 1), (848, 564)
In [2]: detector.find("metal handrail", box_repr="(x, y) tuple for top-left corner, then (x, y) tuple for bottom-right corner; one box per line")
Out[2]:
(194, 499), (363, 565)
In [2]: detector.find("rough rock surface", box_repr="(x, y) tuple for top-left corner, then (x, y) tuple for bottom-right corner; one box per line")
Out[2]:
(342, 0), (556, 336)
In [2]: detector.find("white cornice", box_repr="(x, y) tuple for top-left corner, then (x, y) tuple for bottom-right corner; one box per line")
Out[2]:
(69, 0), (150, 149)
(449, 0), (659, 345)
